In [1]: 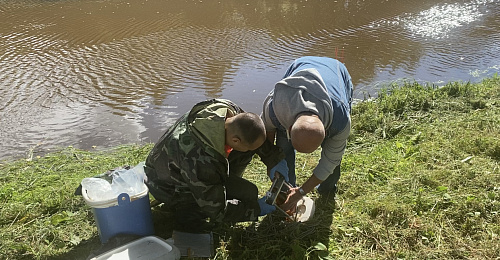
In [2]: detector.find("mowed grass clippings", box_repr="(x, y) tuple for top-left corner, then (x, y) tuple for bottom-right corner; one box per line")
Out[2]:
(0, 76), (499, 259)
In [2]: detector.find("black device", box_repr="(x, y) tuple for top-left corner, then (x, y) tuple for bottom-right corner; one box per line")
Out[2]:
(264, 174), (294, 221)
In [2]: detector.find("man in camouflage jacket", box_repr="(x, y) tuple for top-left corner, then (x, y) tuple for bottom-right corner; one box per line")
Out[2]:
(145, 99), (284, 232)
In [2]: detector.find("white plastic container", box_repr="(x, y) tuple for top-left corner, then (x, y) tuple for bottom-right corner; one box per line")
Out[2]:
(90, 236), (181, 260)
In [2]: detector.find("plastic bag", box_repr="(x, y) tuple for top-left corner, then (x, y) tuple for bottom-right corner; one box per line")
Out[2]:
(81, 162), (146, 201)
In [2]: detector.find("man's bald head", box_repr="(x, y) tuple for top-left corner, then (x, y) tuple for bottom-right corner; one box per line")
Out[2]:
(290, 113), (325, 153)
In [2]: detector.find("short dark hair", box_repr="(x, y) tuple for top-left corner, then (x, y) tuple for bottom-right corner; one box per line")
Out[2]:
(232, 112), (265, 144)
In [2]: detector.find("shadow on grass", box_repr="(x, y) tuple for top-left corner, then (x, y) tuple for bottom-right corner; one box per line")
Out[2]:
(313, 194), (337, 255)
(48, 199), (335, 259)
(48, 237), (101, 260)
(217, 195), (335, 259)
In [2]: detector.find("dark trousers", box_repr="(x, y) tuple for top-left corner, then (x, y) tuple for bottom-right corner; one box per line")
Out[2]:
(317, 164), (341, 195)
(227, 150), (254, 177)
(276, 128), (341, 194)
(173, 151), (260, 232)
(173, 174), (260, 232)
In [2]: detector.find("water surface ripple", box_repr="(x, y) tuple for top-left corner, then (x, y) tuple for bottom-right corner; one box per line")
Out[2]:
(0, 0), (499, 160)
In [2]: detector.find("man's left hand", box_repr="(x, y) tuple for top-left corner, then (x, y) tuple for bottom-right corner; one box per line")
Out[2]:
(258, 197), (276, 216)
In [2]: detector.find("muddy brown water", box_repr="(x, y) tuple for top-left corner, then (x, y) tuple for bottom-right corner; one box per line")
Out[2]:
(1, 0), (499, 160)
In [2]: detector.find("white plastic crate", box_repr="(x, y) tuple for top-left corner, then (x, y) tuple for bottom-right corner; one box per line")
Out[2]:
(90, 236), (180, 260)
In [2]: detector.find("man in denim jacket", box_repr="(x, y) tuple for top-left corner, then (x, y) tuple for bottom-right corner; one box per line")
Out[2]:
(261, 56), (353, 211)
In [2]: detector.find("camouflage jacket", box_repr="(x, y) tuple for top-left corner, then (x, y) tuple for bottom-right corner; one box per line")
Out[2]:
(145, 99), (283, 222)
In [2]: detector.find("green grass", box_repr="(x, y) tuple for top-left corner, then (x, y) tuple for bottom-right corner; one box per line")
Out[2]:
(1, 76), (499, 259)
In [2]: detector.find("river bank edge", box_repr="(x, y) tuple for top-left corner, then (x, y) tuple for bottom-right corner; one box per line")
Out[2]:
(0, 75), (499, 259)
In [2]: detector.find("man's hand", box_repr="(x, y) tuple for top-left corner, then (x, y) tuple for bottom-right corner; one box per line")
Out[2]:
(269, 159), (289, 182)
(280, 187), (303, 212)
(258, 197), (276, 216)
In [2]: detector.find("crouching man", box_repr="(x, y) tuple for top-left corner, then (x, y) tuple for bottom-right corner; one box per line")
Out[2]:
(145, 99), (282, 233)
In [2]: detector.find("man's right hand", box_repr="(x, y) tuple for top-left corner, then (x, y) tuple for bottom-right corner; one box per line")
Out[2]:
(280, 187), (302, 212)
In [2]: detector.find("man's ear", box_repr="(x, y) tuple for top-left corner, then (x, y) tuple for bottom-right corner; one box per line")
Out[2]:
(231, 135), (241, 144)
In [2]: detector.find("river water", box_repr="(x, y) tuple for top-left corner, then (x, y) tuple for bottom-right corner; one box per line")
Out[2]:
(0, 0), (499, 160)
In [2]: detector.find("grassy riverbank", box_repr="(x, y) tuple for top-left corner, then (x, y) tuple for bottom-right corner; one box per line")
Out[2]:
(1, 76), (499, 259)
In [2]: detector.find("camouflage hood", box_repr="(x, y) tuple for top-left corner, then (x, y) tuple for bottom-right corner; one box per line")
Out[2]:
(188, 99), (241, 157)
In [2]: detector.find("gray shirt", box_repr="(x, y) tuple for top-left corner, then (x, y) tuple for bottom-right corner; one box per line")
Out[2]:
(262, 68), (351, 181)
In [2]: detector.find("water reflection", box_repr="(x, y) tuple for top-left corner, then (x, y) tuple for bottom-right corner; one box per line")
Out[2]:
(0, 0), (499, 160)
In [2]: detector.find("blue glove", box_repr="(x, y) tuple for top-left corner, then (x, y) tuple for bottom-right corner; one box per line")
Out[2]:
(258, 197), (276, 216)
(269, 159), (289, 182)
